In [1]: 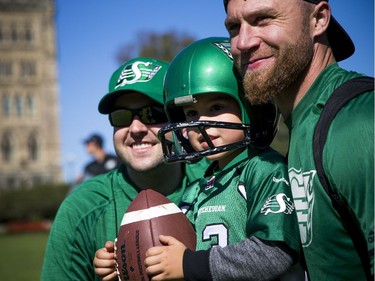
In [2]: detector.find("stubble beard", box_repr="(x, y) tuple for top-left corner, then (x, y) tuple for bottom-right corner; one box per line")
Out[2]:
(241, 34), (313, 105)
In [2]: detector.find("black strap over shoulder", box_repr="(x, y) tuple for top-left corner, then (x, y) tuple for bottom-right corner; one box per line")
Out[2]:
(313, 76), (374, 281)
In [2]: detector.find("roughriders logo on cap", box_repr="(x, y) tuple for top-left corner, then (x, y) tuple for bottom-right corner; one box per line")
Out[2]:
(115, 61), (162, 89)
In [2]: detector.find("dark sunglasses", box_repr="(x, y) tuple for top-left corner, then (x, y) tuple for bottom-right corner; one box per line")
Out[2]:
(109, 105), (168, 127)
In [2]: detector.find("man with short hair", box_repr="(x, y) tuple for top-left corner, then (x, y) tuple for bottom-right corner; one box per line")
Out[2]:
(224, 0), (374, 280)
(41, 57), (208, 280)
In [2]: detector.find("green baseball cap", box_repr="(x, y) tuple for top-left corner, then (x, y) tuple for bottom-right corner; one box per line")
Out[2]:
(98, 57), (169, 114)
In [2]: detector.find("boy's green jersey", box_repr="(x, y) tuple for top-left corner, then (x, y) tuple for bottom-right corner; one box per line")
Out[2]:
(184, 147), (300, 254)
(286, 63), (374, 280)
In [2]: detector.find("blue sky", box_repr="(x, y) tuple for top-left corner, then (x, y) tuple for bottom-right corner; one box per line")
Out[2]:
(55, 0), (374, 182)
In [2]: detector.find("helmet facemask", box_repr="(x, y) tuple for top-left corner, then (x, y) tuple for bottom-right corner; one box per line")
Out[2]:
(159, 120), (253, 163)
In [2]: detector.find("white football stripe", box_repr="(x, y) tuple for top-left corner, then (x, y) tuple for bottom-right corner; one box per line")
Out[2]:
(121, 203), (182, 226)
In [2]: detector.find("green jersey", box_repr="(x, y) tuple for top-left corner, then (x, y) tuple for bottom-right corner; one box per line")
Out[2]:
(41, 160), (208, 281)
(286, 63), (374, 280)
(185, 147), (300, 253)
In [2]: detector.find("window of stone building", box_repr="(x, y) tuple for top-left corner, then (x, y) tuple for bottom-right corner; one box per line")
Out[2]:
(10, 23), (17, 42)
(0, 61), (12, 77)
(28, 133), (38, 161)
(24, 23), (33, 42)
(2, 94), (11, 116)
(15, 94), (23, 116)
(26, 94), (35, 116)
(1, 132), (12, 162)
(20, 61), (36, 77)
(0, 23), (3, 42)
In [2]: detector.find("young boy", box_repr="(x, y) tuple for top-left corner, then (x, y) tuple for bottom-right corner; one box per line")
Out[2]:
(145, 37), (303, 281)
(94, 38), (303, 280)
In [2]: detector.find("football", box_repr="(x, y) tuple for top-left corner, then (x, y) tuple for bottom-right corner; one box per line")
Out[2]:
(115, 189), (196, 281)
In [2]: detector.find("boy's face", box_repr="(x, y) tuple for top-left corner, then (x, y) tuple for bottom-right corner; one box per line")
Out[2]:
(183, 93), (244, 167)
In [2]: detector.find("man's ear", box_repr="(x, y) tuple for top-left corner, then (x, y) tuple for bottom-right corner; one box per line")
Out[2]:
(312, 1), (330, 37)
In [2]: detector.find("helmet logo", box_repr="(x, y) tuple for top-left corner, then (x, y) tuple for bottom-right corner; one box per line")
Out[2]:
(115, 61), (162, 89)
(212, 42), (233, 60)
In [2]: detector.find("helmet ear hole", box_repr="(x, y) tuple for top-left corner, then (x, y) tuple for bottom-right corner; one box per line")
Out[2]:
(250, 103), (280, 149)
(166, 106), (186, 123)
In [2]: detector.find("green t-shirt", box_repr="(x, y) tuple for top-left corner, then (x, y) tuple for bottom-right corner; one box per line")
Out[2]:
(41, 160), (209, 281)
(186, 147), (300, 254)
(286, 63), (374, 280)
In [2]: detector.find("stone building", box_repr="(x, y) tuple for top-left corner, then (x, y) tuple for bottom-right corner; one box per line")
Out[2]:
(0, 0), (61, 189)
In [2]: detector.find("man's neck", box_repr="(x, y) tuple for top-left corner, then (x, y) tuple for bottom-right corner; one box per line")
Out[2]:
(127, 163), (184, 196)
(276, 49), (336, 119)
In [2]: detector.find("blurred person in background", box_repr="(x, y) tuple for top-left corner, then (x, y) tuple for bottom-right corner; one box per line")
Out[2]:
(75, 133), (119, 184)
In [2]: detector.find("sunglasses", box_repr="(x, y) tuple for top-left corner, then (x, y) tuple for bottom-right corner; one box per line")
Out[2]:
(109, 105), (168, 127)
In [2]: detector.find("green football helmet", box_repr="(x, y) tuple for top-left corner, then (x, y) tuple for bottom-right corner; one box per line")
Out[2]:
(159, 37), (279, 163)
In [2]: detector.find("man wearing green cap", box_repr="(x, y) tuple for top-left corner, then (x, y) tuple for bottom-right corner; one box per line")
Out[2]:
(41, 57), (208, 280)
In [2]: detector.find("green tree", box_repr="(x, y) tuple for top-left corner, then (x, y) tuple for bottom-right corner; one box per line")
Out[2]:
(116, 30), (196, 63)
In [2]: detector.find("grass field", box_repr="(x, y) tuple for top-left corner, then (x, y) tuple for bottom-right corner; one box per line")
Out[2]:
(0, 232), (49, 280)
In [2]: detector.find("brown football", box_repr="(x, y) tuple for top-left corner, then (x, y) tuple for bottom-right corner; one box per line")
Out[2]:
(115, 189), (196, 281)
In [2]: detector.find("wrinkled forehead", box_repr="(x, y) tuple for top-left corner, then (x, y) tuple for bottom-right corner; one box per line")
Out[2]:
(224, 0), (324, 10)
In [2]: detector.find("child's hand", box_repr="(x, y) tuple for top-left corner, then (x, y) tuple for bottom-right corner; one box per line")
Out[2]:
(93, 241), (118, 281)
(144, 235), (186, 281)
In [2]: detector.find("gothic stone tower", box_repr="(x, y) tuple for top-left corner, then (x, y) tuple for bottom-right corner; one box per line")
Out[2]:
(0, 0), (61, 189)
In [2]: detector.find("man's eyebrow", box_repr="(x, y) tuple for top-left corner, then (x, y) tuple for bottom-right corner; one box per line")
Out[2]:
(224, 14), (240, 30)
(251, 6), (279, 19)
(224, 16), (233, 28)
(225, 6), (277, 25)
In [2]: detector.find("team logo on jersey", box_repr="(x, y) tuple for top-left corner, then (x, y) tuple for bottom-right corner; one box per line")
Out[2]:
(260, 193), (294, 216)
(288, 167), (316, 247)
(115, 61), (162, 89)
(205, 176), (216, 190)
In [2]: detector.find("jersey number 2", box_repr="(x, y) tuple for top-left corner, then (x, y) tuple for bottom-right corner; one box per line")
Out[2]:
(202, 224), (228, 247)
